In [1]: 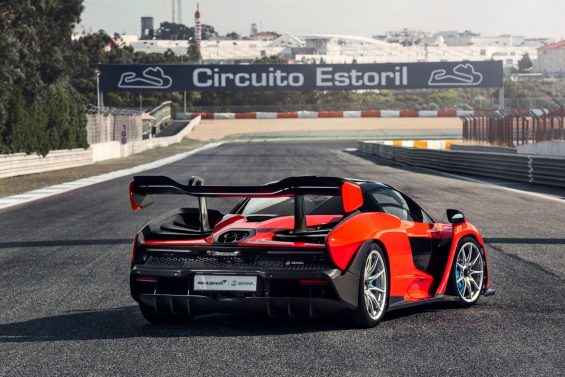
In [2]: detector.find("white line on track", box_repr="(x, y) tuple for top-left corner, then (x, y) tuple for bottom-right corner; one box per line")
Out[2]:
(0, 142), (223, 211)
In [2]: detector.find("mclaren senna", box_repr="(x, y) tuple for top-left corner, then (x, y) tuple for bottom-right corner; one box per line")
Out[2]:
(129, 176), (494, 328)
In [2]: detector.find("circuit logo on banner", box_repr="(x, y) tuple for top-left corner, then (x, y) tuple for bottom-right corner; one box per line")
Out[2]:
(100, 61), (503, 92)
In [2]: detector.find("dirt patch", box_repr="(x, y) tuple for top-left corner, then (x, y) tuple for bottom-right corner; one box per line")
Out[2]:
(189, 117), (462, 141)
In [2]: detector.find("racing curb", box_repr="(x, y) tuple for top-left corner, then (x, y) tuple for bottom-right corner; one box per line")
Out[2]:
(0, 142), (223, 211)
(188, 110), (484, 120)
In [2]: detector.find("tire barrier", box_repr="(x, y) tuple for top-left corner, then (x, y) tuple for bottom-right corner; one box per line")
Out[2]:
(357, 141), (565, 188)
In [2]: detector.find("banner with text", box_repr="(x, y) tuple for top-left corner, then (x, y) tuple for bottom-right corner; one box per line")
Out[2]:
(99, 60), (503, 92)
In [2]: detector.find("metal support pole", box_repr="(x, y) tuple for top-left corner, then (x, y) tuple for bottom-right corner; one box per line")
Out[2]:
(498, 87), (505, 110)
(184, 91), (187, 113)
(95, 69), (101, 113)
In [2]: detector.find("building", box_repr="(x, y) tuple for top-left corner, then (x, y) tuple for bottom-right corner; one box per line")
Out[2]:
(140, 17), (154, 39)
(534, 40), (565, 77)
(122, 30), (549, 68)
(299, 34), (537, 68)
(251, 32), (279, 41)
(374, 29), (553, 49)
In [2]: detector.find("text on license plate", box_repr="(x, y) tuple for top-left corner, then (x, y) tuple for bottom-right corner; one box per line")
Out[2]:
(193, 275), (257, 292)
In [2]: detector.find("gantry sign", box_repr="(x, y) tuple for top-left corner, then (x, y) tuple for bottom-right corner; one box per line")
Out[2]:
(99, 60), (503, 92)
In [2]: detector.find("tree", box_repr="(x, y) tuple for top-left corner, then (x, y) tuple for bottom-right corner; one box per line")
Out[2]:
(186, 39), (202, 63)
(155, 22), (192, 40)
(254, 55), (287, 64)
(518, 53), (533, 72)
(201, 24), (219, 40)
(0, 0), (86, 156)
(225, 32), (240, 40)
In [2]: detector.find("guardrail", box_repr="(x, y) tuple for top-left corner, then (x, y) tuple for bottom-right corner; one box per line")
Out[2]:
(357, 141), (565, 188)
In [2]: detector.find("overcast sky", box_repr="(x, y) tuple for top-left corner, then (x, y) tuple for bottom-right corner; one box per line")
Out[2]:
(80, 0), (564, 40)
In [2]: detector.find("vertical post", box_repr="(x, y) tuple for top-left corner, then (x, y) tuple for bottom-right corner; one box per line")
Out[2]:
(498, 87), (505, 110)
(95, 68), (101, 113)
(184, 91), (187, 113)
(293, 195), (307, 233)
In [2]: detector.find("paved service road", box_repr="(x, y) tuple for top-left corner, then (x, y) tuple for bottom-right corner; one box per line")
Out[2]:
(1, 142), (564, 376)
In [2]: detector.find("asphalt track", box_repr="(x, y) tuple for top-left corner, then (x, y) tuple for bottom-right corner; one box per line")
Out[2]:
(1, 141), (564, 376)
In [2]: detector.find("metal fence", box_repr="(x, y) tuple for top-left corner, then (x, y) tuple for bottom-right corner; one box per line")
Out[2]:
(358, 141), (565, 188)
(85, 102), (173, 144)
(461, 108), (565, 147)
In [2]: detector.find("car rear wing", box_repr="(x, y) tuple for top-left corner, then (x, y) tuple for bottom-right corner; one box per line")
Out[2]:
(129, 175), (364, 233)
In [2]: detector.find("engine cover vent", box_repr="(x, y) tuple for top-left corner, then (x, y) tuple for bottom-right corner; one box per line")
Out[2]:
(217, 230), (254, 243)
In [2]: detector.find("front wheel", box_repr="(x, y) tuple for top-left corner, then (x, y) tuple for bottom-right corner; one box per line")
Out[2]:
(448, 237), (485, 307)
(349, 244), (389, 328)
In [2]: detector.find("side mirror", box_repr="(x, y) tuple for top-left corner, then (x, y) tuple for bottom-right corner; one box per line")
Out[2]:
(446, 209), (466, 224)
(129, 181), (154, 210)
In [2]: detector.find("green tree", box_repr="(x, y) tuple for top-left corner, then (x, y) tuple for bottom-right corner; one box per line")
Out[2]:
(225, 32), (240, 40)
(518, 53), (533, 72)
(0, 0), (86, 155)
(187, 38), (202, 63)
(155, 22), (192, 40)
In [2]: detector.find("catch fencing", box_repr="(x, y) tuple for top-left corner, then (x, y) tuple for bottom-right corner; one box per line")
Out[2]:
(357, 141), (565, 188)
(461, 108), (565, 147)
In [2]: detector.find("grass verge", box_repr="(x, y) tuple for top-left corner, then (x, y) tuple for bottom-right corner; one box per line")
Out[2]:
(0, 138), (204, 197)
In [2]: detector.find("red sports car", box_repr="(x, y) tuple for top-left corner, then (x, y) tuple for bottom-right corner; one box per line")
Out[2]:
(129, 176), (494, 327)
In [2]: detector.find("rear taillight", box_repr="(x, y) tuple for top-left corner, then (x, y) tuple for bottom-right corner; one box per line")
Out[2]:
(131, 235), (138, 266)
(299, 279), (329, 285)
(131, 232), (145, 266)
(135, 275), (159, 283)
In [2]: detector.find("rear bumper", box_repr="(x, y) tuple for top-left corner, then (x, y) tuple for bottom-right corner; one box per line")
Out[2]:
(138, 294), (347, 318)
(130, 265), (360, 317)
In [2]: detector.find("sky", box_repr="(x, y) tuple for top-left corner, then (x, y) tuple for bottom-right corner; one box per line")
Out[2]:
(80, 0), (564, 40)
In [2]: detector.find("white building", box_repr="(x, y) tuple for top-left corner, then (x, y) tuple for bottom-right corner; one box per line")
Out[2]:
(534, 40), (565, 77)
(374, 29), (552, 49)
(117, 32), (544, 68)
(298, 34), (537, 69)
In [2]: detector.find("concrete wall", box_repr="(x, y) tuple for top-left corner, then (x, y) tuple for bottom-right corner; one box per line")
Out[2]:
(517, 141), (565, 157)
(0, 115), (201, 178)
(0, 149), (93, 178)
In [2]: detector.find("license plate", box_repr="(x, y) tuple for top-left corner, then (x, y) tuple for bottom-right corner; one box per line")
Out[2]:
(193, 275), (257, 292)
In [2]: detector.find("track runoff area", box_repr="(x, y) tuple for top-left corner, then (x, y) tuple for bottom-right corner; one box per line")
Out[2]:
(1, 135), (564, 375)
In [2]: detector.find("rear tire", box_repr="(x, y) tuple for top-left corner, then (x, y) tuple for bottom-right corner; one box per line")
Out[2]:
(139, 303), (193, 324)
(447, 237), (485, 307)
(348, 244), (389, 328)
